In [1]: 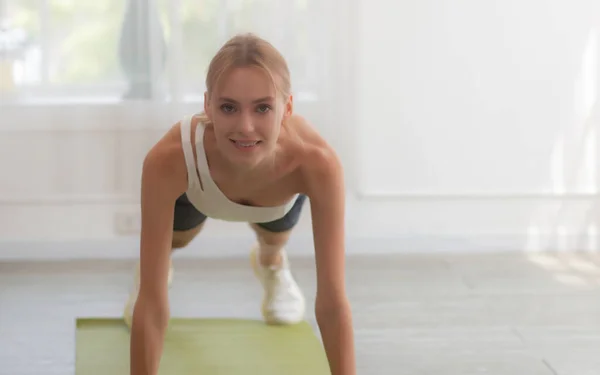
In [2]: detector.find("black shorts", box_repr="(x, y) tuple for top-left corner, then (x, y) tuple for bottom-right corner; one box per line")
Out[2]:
(173, 193), (307, 233)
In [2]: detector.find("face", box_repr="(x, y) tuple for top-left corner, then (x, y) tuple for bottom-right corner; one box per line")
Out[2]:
(204, 66), (292, 168)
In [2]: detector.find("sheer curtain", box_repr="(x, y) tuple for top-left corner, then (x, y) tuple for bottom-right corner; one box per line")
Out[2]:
(1, 0), (333, 104)
(0, 0), (350, 241)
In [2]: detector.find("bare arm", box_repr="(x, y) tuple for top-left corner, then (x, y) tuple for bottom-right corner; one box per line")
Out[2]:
(130, 141), (186, 375)
(306, 148), (356, 375)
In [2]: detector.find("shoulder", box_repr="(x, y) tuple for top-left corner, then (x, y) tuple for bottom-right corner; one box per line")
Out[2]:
(303, 146), (344, 201)
(287, 115), (345, 200)
(141, 121), (189, 198)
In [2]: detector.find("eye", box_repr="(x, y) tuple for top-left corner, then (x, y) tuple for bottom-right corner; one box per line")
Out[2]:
(256, 104), (272, 113)
(220, 103), (236, 113)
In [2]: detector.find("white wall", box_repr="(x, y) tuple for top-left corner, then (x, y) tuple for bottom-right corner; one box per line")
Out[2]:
(2, 0), (600, 260)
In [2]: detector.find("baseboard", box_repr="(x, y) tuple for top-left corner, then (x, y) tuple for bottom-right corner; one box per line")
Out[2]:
(0, 232), (596, 261)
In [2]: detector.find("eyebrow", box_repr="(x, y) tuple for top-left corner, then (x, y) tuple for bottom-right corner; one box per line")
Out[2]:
(219, 96), (274, 104)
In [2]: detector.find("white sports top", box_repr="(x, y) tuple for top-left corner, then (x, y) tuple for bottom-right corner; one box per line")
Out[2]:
(179, 114), (298, 222)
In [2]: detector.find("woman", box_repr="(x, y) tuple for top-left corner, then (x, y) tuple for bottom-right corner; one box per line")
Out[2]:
(127, 33), (355, 375)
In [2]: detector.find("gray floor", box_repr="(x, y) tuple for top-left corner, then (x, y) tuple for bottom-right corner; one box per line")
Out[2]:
(1, 251), (600, 375)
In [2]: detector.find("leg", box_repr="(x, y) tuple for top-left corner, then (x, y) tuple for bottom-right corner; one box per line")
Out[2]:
(124, 193), (207, 328)
(250, 224), (290, 266)
(250, 194), (307, 266)
(249, 194), (307, 325)
(172, 192), (208, 250)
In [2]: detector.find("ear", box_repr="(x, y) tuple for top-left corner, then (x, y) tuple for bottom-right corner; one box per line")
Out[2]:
(284, 94), (294, 118)
(203, 92), (210, 118)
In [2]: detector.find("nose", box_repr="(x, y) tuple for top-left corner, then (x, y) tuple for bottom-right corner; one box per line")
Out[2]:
(239, 111), (254, 133)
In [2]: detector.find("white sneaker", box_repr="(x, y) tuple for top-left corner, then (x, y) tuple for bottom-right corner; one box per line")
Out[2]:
(250, 244), (306, 325)
(123, 260), (173, 329)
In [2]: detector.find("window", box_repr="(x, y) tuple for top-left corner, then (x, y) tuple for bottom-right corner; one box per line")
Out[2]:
(0, 0), (330, 104)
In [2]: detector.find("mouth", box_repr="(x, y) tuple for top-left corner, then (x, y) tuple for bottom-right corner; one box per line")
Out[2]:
(229, 139), (262, 149)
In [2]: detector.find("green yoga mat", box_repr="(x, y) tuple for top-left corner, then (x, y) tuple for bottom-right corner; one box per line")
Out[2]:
(75, 318), (330, 374)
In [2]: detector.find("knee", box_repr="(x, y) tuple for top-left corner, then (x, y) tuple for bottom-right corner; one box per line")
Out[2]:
(171, 223), (203, 249)
(171, 235), (192, 249)
(251, 224), (291, 247)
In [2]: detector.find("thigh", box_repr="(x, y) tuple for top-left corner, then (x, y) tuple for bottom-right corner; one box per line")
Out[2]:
(173, 193), (207, 232)
(254, 194), (307, 233)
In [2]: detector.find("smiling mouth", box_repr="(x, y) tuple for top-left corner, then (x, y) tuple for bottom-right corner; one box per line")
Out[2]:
(230, 139), (262, 148)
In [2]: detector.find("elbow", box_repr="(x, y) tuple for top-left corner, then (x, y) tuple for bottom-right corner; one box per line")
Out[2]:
(315, 295), (352, 319)
(132, 294), (170, 331)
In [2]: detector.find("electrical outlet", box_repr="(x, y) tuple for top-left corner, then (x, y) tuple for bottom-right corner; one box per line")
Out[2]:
(114, 211), (141, 235)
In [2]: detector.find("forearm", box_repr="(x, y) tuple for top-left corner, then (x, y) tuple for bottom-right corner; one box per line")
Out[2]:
(130, 301), (169, 375)
(315, 302), (356, 375)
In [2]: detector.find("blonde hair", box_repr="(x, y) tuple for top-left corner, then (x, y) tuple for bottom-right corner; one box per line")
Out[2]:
(197, 33), (291, 124)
